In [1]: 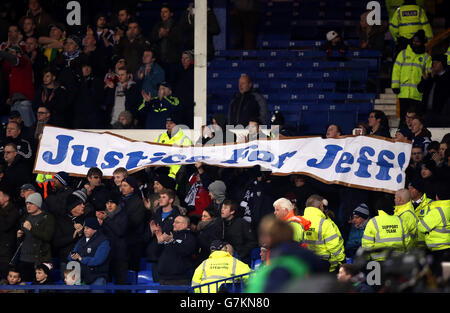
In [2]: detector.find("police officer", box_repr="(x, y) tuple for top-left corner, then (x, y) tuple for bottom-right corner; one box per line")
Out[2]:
(392, 30), (432, 125)
(361, 209), (407, 261)
(191, 240), (251, 293)
(273, 197), (310, 244)
(389, 0), (433, 53)
(303, 194), (345, 272)
(154, 116), (193, 179)
(417, 185), (450, 276)
(408, 178), (433, 220)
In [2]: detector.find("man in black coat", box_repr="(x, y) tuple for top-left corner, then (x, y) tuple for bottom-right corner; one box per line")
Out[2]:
(221, 199), (258, 266)
(45, 171), (74, 218)
(154, 215), (196, 291)
(228, 74), (268, 127)
(0, 187), (20, 279)
(2, 143), (32, 205)
(52, 190), (86, 280)
(119, 176), (146, 273)
(418, 54), (450, 127)
(96, 191), (128, 285)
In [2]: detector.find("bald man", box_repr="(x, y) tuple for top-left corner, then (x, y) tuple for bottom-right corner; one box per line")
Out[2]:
(394, 189), (420, 249)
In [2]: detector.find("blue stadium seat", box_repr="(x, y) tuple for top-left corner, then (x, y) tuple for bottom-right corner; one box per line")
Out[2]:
(137, 270), (158, 293)
(127, 270), (137, 284)
(298, 104), (330, 135)
(328, 104), (359, 134)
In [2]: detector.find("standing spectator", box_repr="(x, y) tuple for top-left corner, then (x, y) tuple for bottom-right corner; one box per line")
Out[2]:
(246, 118), (270, 142)
(143, 173), (180, 216)
(29, 105), (51, 151)
(96, 191), (128, 285)
(420, 160), (439, 200)
(0, 25), (25, 53)
(392, 30), (432, 123)
(345, 204), (370, 259)
(406, 144), (425, 182)
(389, 0), (433, 53)
(20, 16), (38, 41)
(92, 13), (115, 52)
(150, 3), (183, 84)
(82, 167), (108, 215)
(228, 74), (268, 126)
(207, 180), (227, 215)
(154, 215), (196, 291)
(410, 116), (432, 152)
(0, 46), (35, 102)
(69, 217), (110, 290)
(303, 194), (346, 272)
(109, 167), (128, 197)
(25, 0), (55, 37)
(368, 110), (391, 138)
(23, 36), (48, 89)
(136, 48), (165, 100)
(80, 34), (108, 78)
(105, 66), (140, 127)
(72, 62), (106, 129)
(195, 207), (223, 266)
(120, 176), (146, 273)
(358, 10), (387, 51)
(38, 23), (65, 63)
(0, 121), (33, 164)
(417, 54), (450, 127)
(221, 200), (258, 266)
(16, 193), (55, 282)
(113, 20), (151, 75)
(45, 171), (74, 217)
(177, 4), (221, 61)
(2, 143), (32, 203)
(0, 187), (20, 279)
(138, 81), (180, 129)
(116, 8), (132, 30)
(52, 189), (86, 280)
(230, 0), (260, 50)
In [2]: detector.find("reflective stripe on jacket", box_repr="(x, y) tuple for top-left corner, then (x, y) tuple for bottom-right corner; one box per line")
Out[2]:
(361, 210), (407, 261)
(417, 200), (450, 251)
(391, 45), (432, 101)
(303, 206), (345, 272)
(394, 201), (419, 249)
(389, 4), (433, 41)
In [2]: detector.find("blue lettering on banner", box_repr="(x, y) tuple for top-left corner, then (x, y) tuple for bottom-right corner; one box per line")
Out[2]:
(396, 152), (406, 183)
(162, 154), (187, 163)
(125, 151), (148, 169)
(248, 150), (275, 162)
(101, 151), (124, 169)
(355, 146), (375, 178)
(222, 145), (258, 164)
(71, 146), (99, 168)
(307, 145), (343, 169)
(42, 135), (74, 165)
(271, 151), (297, 169)
(335, 152), (354, 173)
(375, 150), (395, 181)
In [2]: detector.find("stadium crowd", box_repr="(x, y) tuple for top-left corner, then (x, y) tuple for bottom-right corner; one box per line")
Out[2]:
(0, 0), (449, 293)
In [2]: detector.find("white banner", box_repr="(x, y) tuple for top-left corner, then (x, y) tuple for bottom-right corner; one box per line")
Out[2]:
(34, 126), (412, 193)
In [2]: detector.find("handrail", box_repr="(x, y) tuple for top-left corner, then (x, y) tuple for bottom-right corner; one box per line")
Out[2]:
(426, 28), (450, 54)
(191, 272), (253, 293)
(0, 284), (193, 293)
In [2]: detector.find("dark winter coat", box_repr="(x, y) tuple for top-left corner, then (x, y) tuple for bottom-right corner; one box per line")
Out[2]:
(228, 90), (268, 126)
(102, 205), (128, 261)
(195, 218), (223, 264)
(52, 213), (85, 261)
(0, 202), (20, 263)
(222, 217), (258, 265)
(120, 192), (146, 246)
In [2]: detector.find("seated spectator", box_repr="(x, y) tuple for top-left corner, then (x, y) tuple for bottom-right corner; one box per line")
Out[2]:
(420, 160), (439, 200)
(221, 199), (258, 266)
(113, 19), (151, 75)
(111, 110), (135, 129)
(368, 110), (391, 138)
(139, 81), (180, 129)
(0, 46), (35, 102)
(25, 0), (55, 37)
(34, 67), (70, 127)
(337, 264), (374, 293)
(323, 30), (348, 58)
(196, 114), (237, 145)
(345, 204), (370, 259)
(68, 217), (110, 291)
(270, 110), (297, 138)
(410, 116), (432, 153)
(20, 16), (38, 41)
(418, 54), (450, 127)
(394, 128), (413, 142)
(246, 118), (270, 142)
(63, 268), (81, 286)
(0, 267), (26, 293)
(195, 207), (223, 265)
(105, 66), (140, 128)
(136, 48), (165, 100)
(228, 74), (268, 127)
(325, 124), (343, 139)
(173, 50), (194, 128)
(358, 10), (387, 51)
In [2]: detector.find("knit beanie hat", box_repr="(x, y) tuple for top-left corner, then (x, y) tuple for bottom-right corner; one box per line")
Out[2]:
(353, 203), (369, 219)
(54, 171), (70, 187)
(26, 193), (42, 208)
(123, 176), (139, 193)
(210, 240), (227, 252)
(326, 30), (339, 41)
(208, 180), (227, 202)
(35, 262), (53, 276)
(66, 189), (87, 213)
(408, 177), (425, 193)
(155, 174), (176, 191)
(84, 217), (100, 230)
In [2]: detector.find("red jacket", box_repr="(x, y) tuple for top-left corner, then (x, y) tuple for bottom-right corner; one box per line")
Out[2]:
(5, 55), (35, 101)
(187, 174), (212, 217)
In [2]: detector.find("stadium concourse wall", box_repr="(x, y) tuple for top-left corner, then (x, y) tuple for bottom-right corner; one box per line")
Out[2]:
(79, 128), (450, 143)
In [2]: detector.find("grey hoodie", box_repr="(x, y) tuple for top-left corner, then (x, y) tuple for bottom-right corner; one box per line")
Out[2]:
(208, 180), (227, 203)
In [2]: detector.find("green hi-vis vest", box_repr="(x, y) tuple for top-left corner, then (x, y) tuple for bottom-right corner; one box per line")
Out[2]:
(389, 4), (433, 41)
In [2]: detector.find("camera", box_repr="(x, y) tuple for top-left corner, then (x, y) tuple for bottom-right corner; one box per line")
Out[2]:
(352, 128), (363, 136)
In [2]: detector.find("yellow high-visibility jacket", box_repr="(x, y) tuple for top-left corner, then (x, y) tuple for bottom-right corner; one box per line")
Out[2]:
(394, 201), (419, 249)
(391, 44), (432, 101)
(418, 200), (450, 251)
(389, 4), (433, 42)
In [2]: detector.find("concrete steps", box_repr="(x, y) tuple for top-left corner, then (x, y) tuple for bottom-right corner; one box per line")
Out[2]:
(374, 88), (399, 129)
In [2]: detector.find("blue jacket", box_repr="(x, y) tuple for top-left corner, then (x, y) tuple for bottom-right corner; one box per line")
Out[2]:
(70, 230), (110, 284)
(136, 62), (165, 97)
(345, 220), (368, 257)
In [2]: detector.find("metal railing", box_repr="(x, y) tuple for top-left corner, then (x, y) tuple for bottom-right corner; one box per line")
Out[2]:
(191, 272), (253, 293)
